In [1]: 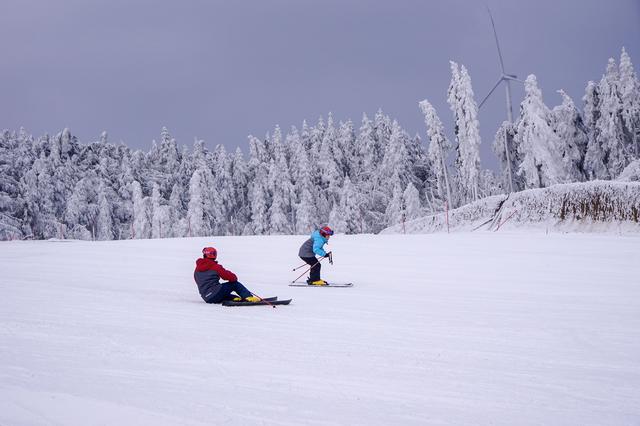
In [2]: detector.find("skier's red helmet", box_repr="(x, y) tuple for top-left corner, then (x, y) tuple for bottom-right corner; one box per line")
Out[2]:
(319, 226), (334, 237)
(202, 246), (217, 259)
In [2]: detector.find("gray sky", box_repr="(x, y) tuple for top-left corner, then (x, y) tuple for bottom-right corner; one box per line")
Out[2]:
(2, 0), (639, 169)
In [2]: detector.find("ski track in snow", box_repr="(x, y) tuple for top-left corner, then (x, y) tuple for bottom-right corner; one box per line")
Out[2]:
(1, 233), (639, 425)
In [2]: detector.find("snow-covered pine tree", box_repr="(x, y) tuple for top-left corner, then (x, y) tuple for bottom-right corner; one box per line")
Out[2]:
(286, 126), (303, 182)
(374, 109), (392, 157)
(355, 110), (393, 232)
(64, 177), (92, 240)
(478, 169), (502, 198)
(356, 113), (376, 181)
(403, 182), (422, 221)
(96, 183), (115, 241)
(186, 168), (211, 237)
(0, 130), (27, 239)
(210, 144), (234, 235)
(447, 62), (482, 203)
(335, 119), (356, 177)
(131, 180), (151, 239)
(269, 126), (295, 233)
(158, 127), (180, 174)
(385, 176), (405, 227)
(596, 58), (629, 178)
(583, 81), (608, 179)
(308, 116), (325, 174)
(115, 149), (137, 239)
(21, 153), (61, 239)
(229, 148), (250, 234)
(244, 135), (270, 235)
(151, 182), (171, 238)
(248, 167), (269, 235)
(492, 121), (523, 192)
(515, 75), (569, 188)
(619, 47), (640, 159)
(191, 138), (208, 169)
(380, 120), (415, 196)
(551, 90), (588, 182)
(352, 113), (379, 229)
(61, 127), (80, 160)
(407, 133), (430, 188)
(318, 113), (342, 217)
(95, 134), (128, 238)
(328, 202), (346, 234)
(48, 129), (63, 166)
(300, 120), (312, 152)
(337, 175), (362, 234)
(267, 158), (292, 234)
(289, 132), (317, 234)
(128, 149), (149, 188)
(419, 99), (453, 208)
(168, 183), (185, 237)
(48, 129), (80, 226)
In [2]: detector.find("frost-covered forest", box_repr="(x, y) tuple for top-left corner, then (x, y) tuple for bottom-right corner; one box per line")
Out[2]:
(1, 48), (639, 240)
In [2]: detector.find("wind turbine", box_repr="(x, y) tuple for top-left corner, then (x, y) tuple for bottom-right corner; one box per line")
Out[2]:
(478, 7), (522, 193)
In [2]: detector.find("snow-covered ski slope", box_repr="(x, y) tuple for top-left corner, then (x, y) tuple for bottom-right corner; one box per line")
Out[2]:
(1, 232), (639, 425)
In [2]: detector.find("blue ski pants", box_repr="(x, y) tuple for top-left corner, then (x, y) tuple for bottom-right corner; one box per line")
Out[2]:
(207, 281), (253, 304)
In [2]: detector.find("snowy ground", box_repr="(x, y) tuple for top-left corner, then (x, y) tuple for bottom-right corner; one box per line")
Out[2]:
(1, 232), (639, 425)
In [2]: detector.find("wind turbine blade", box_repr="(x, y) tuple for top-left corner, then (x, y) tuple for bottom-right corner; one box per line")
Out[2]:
(487, 7), (506, 74)
(479, 77), (504, 109)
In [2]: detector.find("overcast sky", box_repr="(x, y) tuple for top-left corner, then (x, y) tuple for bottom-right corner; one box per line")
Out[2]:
(2, 0), (639, 168)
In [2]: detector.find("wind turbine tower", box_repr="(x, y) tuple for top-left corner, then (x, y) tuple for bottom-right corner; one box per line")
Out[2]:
(479, 8), (522, 193)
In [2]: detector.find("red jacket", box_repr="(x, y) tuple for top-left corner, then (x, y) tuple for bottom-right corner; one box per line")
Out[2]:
(193, 258), (238, 302)
(194, 258), (238, 282)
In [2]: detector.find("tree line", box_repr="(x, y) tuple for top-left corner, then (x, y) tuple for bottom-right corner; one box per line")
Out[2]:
(0, 48), (638, 240)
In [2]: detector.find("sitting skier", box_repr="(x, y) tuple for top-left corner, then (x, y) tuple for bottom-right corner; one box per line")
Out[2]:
(298, 226), (334, 285)
(194, 246), (260, 303)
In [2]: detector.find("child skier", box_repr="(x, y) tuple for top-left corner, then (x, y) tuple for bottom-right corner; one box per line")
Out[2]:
(298, 226), (334, 285)
(194, 246), (261, 303)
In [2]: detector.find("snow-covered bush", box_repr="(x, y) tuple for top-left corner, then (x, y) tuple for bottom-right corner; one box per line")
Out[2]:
(383, 181), (640, 234)
(497, 181), (640, 227)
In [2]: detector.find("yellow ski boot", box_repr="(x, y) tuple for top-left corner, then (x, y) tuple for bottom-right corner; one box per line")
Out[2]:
(309, 280), (328, 286)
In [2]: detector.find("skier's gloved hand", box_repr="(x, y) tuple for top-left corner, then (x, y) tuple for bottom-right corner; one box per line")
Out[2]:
(324, 251), (332, 258)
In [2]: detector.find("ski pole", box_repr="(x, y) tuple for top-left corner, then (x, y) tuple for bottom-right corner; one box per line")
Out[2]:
(291, 256), (327, 283)
(292, 262), (308, 271)
(250, 291), (277, 309)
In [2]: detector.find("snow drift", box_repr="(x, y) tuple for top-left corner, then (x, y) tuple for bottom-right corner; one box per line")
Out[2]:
(382, 181), (640, 234)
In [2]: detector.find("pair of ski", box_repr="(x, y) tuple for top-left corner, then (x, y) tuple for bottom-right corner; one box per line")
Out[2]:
(222, 296), (291, 307)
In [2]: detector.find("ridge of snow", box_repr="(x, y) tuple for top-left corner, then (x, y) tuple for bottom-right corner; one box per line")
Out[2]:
(382, 181), (640, 234)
